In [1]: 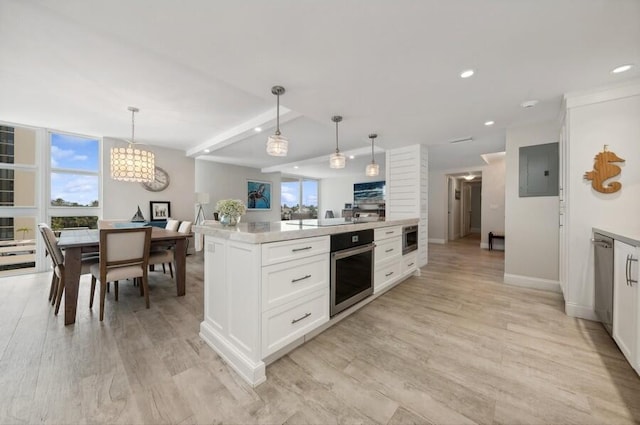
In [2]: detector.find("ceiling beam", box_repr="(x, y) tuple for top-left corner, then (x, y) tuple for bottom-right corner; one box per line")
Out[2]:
(186, 107), (302, 157)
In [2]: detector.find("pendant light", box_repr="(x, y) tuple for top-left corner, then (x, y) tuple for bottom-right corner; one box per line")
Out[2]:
(365, 133), (379, 176)
(266, 85), (288, 156)
(329, 115), (346, 169)
(110, 106), (155, 182)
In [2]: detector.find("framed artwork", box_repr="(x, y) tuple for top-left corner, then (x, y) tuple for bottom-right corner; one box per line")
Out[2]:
(150, 201), (171, 221)
(247, 180), (271, 210)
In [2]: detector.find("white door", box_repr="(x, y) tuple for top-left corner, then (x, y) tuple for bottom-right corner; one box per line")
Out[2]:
(613, 240), (638, 366)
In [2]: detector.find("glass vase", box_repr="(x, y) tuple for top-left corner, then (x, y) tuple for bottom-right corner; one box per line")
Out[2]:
(220, 214), (240, 226)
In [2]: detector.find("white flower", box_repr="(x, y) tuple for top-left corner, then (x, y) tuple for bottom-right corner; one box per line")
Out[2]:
(215, 199), (246, 217)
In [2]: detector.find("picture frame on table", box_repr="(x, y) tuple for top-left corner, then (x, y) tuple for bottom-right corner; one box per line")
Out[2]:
(150, 201), (171, 221)
(247, 180), (271, 210)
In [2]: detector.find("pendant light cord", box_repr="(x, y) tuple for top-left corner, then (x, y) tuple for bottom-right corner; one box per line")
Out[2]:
(131, 108), (135, 145)
(275, 93), (281, 136)
(335, 120), (339, 153)
(371, 138), (375, 163)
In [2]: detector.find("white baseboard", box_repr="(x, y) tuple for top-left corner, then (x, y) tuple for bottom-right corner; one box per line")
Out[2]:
(428, 238), (446, 244)
(200, 322), (266, 387)
(565, 302), (598, 321)
(503, 273), (562, 293)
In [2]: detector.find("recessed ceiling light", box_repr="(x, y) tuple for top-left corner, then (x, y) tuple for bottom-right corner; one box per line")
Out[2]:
(484, 120), (494, 126)
(521, 100), (539, 109)
(460, 69), (475, 79)
(611, 64), (633, 74)
(293, 166), (299, 169)
(204, 149), (211, 153)
(349, 155), (355, 159)
(254, 127), (262, 132)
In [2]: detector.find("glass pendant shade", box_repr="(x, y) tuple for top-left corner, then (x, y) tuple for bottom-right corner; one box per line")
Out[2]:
(330, 151), (346, 169)
(110, 106), (155, 183)
(365, 162), (379, 176)
(266, 133), (288, 156)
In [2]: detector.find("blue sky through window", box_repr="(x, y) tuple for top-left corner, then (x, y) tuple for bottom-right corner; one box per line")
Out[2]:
(281, 180), (317, 207)
(50, 133), (99, 206)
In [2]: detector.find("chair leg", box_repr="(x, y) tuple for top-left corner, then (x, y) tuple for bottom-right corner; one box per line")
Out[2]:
(106, 281), (110, 293)
(141, 275), (150, 309)
(54, 273), (65, 315)
(139, 277), (144, 296)
(48, 273), (57, 301)
(162, 263), (166, 274)
(168, 262), (174, 279)
(114, 281), (119, 301)
(50, 275), (59, 306)
(90, 276), (96, 308)
(99, 281), (107, 321)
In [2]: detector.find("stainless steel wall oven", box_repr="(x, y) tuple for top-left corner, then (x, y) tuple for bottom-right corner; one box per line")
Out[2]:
(330, 229), (374, 316)
(402, 225), (418, 255)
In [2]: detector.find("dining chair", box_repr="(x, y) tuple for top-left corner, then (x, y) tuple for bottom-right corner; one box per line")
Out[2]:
(37, 223), (98, 315)
(89, 227), (152, 321)
(148, 221), (192, 279)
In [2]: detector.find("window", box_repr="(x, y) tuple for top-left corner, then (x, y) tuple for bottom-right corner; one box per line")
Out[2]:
(50, 132), (100, 207)
(281, 178), (318, 220)
(0, 216), (36, 275)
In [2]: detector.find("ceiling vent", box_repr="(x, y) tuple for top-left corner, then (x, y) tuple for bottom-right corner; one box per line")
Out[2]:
(449, 137), (474, 144)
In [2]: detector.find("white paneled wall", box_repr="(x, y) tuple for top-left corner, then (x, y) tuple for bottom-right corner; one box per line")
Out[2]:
(386, 145), (428, 267)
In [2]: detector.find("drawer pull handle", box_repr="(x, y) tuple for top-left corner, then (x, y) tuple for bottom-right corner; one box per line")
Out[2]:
(292, 246), (312, 252)
(408, 262), (415, 267)
(385, 248), (394, 253)
(291, 312), (311, 324)
(627, 255), (638, 286)
(291, 274), (312, 283)
(385, 271), (394, 277)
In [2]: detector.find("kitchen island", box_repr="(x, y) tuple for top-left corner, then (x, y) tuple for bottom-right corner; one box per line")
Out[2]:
(195, 218), (420, 386)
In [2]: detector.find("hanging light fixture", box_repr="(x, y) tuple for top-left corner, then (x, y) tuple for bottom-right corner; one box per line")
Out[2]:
(266, 85), (288, 156)
(329, 115), (346, 169)
(365, 133), (379, 176)
(110, 106), (155, 182)
(464, 173), (475, 181)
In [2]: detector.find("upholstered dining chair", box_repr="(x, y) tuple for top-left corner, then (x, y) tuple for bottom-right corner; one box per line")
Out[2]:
(37, 223), (98, 315)
(89, 226), (152, 321)
(148, 221), (192, 279)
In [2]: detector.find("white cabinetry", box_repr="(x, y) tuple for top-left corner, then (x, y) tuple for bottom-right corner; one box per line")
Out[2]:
(374, 226), (402, 294)
(613, 240), (639, 373)
(261, 237), (329, 356)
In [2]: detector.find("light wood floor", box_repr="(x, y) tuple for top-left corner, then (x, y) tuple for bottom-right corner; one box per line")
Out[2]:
(1, 238), (639, 424)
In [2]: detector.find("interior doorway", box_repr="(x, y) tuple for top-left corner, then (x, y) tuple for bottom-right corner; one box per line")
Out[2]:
(446, 172), (482, 243)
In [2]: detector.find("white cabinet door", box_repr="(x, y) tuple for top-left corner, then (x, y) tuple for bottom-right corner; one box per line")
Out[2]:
(613, 240), (638, 367)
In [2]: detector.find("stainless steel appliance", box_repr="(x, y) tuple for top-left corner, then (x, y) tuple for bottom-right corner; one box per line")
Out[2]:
(402, 225), (418, 255)
(593, 233), (614, 335)
(330, 229), (374, 316)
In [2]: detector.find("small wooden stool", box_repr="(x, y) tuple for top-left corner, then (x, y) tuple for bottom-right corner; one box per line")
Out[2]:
(488, 232), (504, 251)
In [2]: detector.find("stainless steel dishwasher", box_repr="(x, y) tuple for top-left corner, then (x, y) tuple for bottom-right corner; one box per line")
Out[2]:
(593, 233), (614, 335)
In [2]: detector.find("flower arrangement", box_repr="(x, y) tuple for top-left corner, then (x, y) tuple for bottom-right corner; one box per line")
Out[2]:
(215, 199), (246, 218)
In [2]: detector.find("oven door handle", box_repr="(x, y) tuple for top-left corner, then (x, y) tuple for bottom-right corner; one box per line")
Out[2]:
(331, 243), (375, 261)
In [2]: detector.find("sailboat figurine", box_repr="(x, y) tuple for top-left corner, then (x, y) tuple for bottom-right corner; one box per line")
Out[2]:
(131, 205), (146, 222)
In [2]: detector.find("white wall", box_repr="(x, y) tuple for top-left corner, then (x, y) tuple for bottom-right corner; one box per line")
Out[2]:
(195, 159), (281, 223)
(504, 122), (559, 287)
(450, 177), (461, 240)
(563, 82), (640, 317)
(103, 138), (195, 222)
(319, 174), (383, 218)
(427, 171), (447, 243)
(480, 156), (505, 249)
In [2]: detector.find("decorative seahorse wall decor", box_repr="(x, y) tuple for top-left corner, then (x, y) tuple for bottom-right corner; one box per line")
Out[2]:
(583, 145), (625, 194)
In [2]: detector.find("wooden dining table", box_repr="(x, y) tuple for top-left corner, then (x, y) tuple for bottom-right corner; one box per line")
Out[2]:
(57, 227), (190, 325)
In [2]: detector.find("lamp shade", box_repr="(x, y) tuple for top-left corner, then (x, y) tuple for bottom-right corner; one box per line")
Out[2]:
(266, 134), (288, 156)
(110, 146), (155, 182)
(329, 152), (346, 169)
(365, 162), (379, 177)
(196, 192), (210, 204)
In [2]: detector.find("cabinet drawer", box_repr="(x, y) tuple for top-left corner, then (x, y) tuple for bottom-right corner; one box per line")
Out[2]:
(262, 236), (329, 266)
(374, 226), (403, 241)
(262, 289), (329, 356)
(374, 259), (402, 294)
(262, 253), (329, 311)
(403, 251), (418, 274)
(375, 236), (402, 263)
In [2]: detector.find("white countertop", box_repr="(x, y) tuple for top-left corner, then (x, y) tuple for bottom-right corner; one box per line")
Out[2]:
(194, 218), (419, 244)
(593, 228), (640, 247)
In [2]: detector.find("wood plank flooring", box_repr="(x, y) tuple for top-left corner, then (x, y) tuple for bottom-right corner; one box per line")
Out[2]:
(0, 236), (639, 424)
